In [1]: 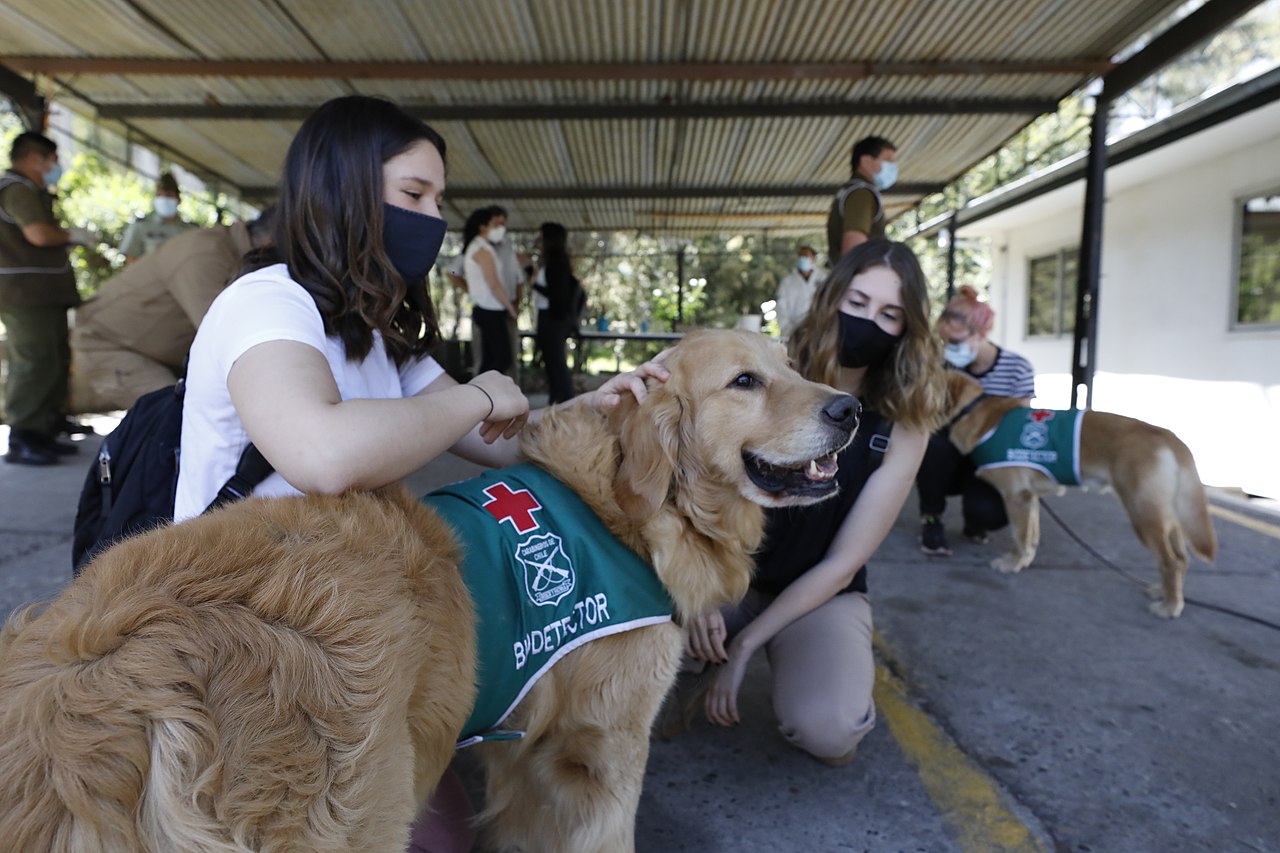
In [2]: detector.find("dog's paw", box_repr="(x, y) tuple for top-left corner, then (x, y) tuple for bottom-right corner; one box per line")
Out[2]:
(990, 554), (1026, 574)
(1148, 598), (1184, 619)
(1144, 582), (1163, 600)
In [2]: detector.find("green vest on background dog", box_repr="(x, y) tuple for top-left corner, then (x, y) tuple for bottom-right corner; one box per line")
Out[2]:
(969, 408), (1085, 486)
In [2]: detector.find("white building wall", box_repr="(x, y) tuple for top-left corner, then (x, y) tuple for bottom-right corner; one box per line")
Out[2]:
(976, 125), (1280, 499)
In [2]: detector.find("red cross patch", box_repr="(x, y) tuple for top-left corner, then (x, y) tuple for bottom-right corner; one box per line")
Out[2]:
(482, 482), (543, 533)
(1029, 409), (1055, 424)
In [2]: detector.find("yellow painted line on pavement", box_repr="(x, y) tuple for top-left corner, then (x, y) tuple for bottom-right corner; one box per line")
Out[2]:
(1209, 505), (1280, 540)
(872, 631), (1047, 853)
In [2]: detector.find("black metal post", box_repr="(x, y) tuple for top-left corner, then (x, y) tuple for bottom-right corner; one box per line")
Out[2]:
(945, 212), (959, 301)
(1070, 94), (1109, 410)
(675, 246), (686, 331)
(1064, 0), (1264, 409)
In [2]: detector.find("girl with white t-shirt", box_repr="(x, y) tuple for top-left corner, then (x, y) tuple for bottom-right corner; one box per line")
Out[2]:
(460, 205), (516, 375)
(174, 95), (665, 852)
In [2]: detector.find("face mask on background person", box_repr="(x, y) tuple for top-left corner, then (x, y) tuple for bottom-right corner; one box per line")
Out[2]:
(797, 256), (815, 274)
(944, 341), (978, 369)
(836, 312), (900, 369)
(874, 160), (898, 191)
(43, 162), (63, 187)
(487, 225), (507, 245)
(383, 203), (446, 285)
(154, 197), (179, 218)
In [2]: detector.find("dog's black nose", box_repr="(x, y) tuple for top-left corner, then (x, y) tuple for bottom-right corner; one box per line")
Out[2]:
(822, 394), (860, 432)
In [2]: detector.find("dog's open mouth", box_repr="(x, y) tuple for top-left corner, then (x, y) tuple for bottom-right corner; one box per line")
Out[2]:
(743, 449), (840, 497)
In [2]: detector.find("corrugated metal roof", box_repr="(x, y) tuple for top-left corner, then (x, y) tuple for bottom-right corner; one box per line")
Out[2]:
(0, 0), (1190, 235)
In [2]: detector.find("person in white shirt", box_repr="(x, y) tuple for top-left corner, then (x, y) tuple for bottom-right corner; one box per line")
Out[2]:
(774, 245), (825, 340)
(175, 94), (667, 851)
(486, 205), (527, 378)
(458, 206), (519, 376)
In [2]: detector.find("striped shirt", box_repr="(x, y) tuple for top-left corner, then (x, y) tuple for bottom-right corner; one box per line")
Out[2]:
(960, 346), (1036, 398)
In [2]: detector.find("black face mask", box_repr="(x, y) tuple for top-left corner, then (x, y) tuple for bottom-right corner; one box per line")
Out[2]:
(382, 203), (446, 286)
(837, 312), (900, 368)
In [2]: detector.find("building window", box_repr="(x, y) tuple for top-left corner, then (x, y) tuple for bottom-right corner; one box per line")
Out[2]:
(1236, 193), (1280, 327)
(1027, 248), (1079, 337)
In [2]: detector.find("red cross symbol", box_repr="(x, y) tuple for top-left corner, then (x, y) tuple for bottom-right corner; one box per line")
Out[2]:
(1029, 409), (1055, 424)
(482, 482), (543, 533)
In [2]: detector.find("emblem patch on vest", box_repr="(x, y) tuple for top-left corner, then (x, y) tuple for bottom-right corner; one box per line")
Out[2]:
(1021, 409), (1054, 449)
(517, 532), (576, 607)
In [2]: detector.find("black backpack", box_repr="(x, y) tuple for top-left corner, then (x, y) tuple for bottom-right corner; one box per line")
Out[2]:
(71, 379), (273, 573)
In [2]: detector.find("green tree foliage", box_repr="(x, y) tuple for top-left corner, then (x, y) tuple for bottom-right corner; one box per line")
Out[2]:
(566, 231), (823, 334)
(55, 151), (152, 294)
(57, 152), (244, 295)
(891, 95), (1094, 306)
(894, 1), (1280, 312)
(1237, 213), (1280, 325)
(1113, 2), (1280, 126)
(2, 113), (250, 297)
(431, 230), (823, 370)
(570, 231), (823, 364)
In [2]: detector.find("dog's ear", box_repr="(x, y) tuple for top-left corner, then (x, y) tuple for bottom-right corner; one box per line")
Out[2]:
(613, 384), (683, 520)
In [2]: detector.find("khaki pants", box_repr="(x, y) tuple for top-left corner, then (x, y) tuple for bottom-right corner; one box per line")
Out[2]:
(70, 326), (179, 413)
(721, 588), (877, 762)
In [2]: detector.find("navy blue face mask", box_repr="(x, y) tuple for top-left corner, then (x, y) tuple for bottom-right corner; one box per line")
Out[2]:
(382, 203), (446, 286)
(837, 312), (901, 368)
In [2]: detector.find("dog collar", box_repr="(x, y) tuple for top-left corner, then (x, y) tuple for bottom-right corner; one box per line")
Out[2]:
(947, 392), (989, 429)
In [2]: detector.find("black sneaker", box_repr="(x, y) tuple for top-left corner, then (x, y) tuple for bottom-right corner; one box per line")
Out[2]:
(962, 525), (989, 545)
(59, 417), (96, 436)
(5, 433), (59, 466)
(919, 515), (951, 556)
(31, 433), (79, 456)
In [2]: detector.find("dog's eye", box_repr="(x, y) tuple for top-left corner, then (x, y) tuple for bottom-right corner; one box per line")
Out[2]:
(731, 372), (761, 389)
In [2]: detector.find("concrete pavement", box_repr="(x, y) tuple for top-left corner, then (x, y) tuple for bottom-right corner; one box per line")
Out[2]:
(2, 418), (1277, 853)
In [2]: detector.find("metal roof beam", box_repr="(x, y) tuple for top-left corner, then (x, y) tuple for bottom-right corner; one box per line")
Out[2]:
(98, 97), (1057, 122)
(0, 64), (45, 128)
(240, 182), (945, 201)
(903, 65), (1280, 242)
(1102, 0), (1269, 99)
(0, 57), (1112, 81)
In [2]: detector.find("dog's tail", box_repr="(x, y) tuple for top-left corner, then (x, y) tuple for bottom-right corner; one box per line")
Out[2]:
(0, 592), (242, 853)
(1173, 441), (1218, 563)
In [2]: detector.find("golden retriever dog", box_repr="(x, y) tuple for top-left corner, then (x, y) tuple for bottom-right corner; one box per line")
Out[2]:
(0, 329), (858, 853)
(944, 371), (1216, 618)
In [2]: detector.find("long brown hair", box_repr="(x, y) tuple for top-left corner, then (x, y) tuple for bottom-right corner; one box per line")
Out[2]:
(255, 96), (446, 365)
(790, 239), (946, 432)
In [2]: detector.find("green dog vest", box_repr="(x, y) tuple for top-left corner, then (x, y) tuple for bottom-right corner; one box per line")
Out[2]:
(423, 464), (673, 748)
(968, 408), (1084, 486)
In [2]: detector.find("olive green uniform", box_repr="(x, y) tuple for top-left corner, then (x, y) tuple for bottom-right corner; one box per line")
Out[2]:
(825, 178), (885, 265)
(0, 170), (78, 435)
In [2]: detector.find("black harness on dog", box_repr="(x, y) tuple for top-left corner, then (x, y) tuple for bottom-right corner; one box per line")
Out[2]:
(946, 392), (990, 430)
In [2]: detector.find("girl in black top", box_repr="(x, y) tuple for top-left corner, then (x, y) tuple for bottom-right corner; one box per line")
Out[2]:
(684, 239), (946, 765)
(531, 222), (583, 404)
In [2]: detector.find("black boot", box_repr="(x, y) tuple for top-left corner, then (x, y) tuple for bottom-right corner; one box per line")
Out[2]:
(31, 432), (80, 456)
(59, 417), (97, 436)
(5, 429), (59, 466)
